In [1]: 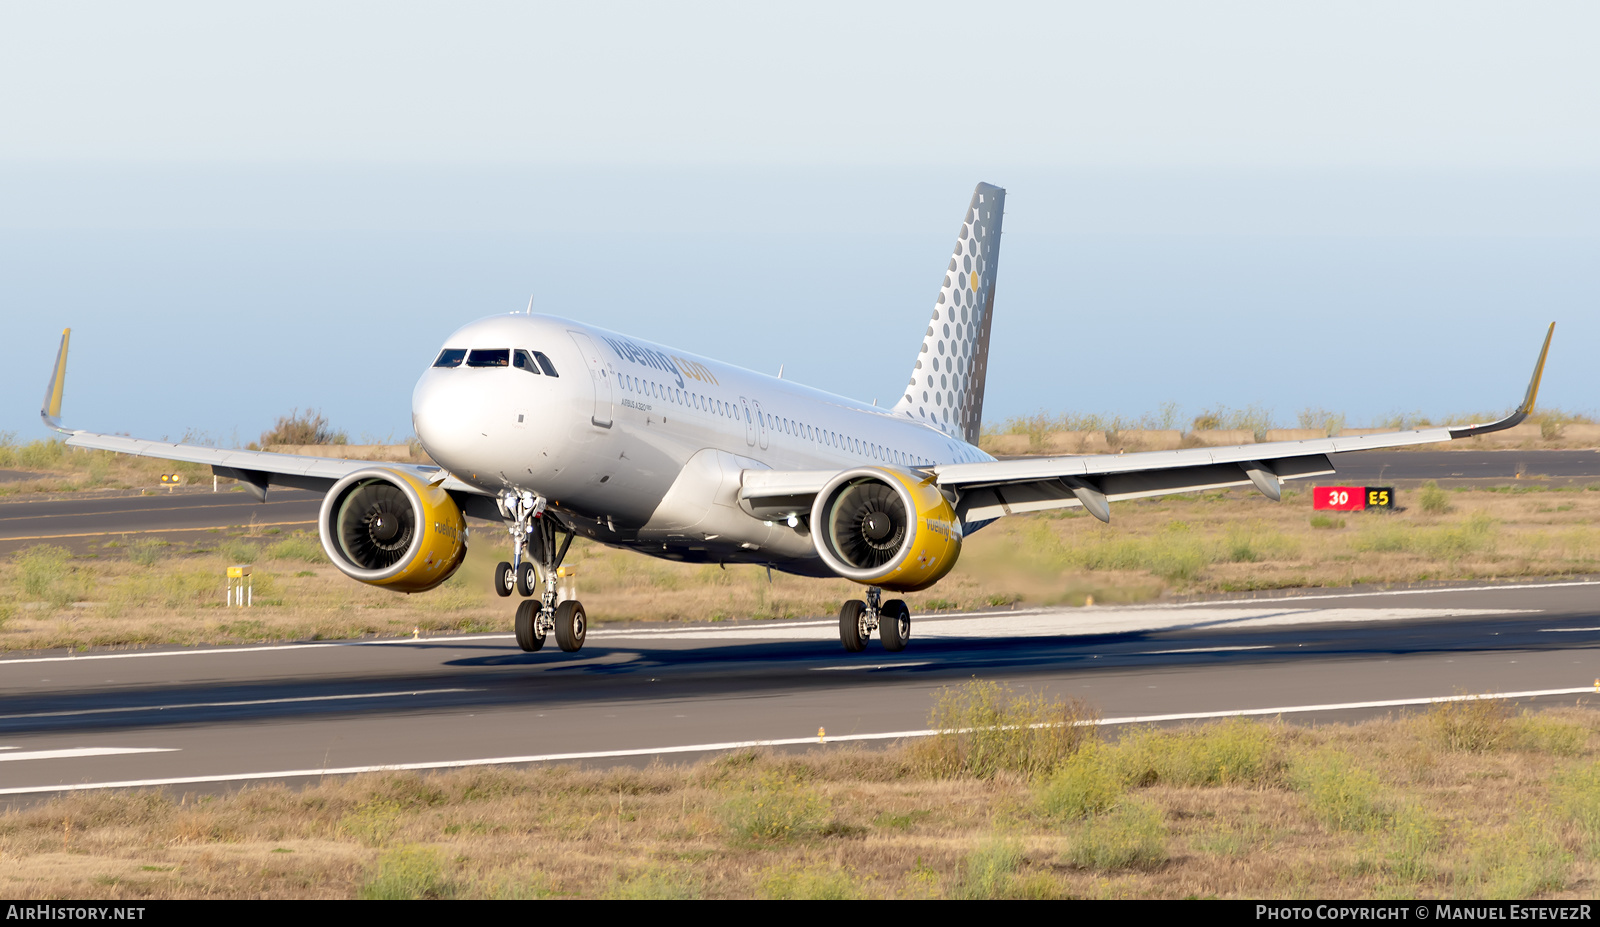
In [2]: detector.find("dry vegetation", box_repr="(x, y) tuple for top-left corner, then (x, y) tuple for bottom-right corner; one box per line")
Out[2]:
(986, 405), (1599, 444)
(3, 483), (1600, 651)
(3, 684), (1598, 900)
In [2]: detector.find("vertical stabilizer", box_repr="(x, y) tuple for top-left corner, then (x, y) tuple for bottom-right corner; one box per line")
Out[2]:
(891, 183), (1005, 445)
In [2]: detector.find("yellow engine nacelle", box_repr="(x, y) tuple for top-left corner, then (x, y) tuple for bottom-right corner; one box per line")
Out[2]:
(810, 467), (962, 592)
(318, 467), (468, 593)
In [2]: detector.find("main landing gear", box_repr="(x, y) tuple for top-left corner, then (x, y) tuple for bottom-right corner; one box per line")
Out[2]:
(496, 491), (586, 654)
(839, 586), (910, 653)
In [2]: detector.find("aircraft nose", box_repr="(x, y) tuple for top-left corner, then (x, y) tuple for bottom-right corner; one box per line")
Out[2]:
(412, 370), (489, 466)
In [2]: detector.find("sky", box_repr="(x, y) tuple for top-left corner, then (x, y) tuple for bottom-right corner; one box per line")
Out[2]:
(2, 2), (1596, 444)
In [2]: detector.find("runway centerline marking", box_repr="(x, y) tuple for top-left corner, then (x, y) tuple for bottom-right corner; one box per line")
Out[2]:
(0, 747), (177, 763)
(0, 688), (480, 720)
(3, 687), (1593, 795)
(0, 598), (1551, 665)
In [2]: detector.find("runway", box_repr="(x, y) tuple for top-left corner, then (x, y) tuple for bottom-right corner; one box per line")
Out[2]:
(3, 579), (1598, 799)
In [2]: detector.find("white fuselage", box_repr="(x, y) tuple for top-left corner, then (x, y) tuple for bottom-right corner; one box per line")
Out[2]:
(411, 314), (994, 573)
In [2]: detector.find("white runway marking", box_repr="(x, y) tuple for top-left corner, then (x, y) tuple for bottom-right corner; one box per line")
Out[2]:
(623, 607), (1536, 641)
(1540, 627), (1600, 633)
(0, 688), (479, 720)
(811, 662), (933, 671)
(3, 687), (1594, 795)
(0, 747), (176, 763)
(1138, 646), (1273, 655)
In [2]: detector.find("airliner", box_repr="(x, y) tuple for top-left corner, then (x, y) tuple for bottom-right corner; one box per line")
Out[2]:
(39, 183), (1554, 655)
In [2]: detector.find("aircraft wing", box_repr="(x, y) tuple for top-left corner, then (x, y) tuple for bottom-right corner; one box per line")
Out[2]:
(38, 329), (487, 510)
(743, 323), (1554, 525)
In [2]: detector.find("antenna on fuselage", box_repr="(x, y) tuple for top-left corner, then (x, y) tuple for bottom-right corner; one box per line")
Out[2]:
(525, 295), (534, 315)
(777, 364), (783, 379)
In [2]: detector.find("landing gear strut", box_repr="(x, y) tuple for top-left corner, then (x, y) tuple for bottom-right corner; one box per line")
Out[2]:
(499, 491), (585, 654)
(839, 587), (910, 652)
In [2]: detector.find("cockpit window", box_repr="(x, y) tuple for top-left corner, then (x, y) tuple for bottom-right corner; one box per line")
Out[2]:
(531, 351), (559, 376)
(513, 350), (542, 374)
(433, 348), (467, 368)
(466, 349), (510, 368)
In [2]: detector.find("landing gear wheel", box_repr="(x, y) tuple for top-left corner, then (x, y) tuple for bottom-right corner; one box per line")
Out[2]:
(515, 562), (537, 597)
(514, 600), (545, 652)
(880, 599), (910, 652)
(839, 599), (868, 652)
(494, 561), (515, 597)
(554, 600), (587, 652)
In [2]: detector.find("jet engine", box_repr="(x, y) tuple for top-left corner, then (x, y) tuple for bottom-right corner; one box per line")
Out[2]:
(809, 467), (962, 592)
(318, 468), (468, 593)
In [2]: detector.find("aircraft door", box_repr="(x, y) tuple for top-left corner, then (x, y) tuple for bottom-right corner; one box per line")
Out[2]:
(568, 331), (614, 428)
(739, 397), (755, 447)
(751, 399), (768, 450)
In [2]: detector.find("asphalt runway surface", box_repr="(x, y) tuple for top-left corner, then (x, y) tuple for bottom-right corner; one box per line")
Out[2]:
(3, 580), (1600, 800)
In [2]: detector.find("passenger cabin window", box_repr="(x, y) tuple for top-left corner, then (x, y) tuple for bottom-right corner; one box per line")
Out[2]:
(466, 349), (510, 368)
(531, 351), (559, 376)
(433, 348), (467, 368)
(513, 350), (542, 374)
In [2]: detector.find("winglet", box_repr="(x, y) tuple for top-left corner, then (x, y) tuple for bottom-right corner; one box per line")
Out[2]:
(41, 328), (72, 434)
(1449, 322), (1554, 439)
(1517, 321), (1554, 415)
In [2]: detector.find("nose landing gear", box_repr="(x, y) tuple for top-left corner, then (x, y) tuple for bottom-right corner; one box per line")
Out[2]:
(839, 587), (911, 652)
(499, 490), (586, 654)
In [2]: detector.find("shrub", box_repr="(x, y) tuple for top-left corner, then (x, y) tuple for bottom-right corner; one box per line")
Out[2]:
(268, 535), (326, 563)
(359, 845), (454, 900)
(1429, 697), (1511, 753)
(913, 681), (1097, 780)
(1554, 764), (1600, 859)
(260, 408), (347, 446)
(1510, 713), (1588, 756)
(16, 544), (80, 608)
(126, 538), (168, 567)
(1037, 743), (1123, 820)
(954, 837), (1024, 899)
(1111, 718), (1284, 788)
(1292, 748), (1388, 832)
(719, 771), (827, 845)
(218, 538), (259, 564)
(1454, 818), (1571, 898)
(1419, 480), (1452, 514)
(1063, 799), (1168, 870)
(1386, 802), (1443, 882)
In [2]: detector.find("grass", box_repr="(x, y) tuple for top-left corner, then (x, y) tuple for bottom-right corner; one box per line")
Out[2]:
(5, 692), (1600, 898)
(1062, 798), (1168, 871)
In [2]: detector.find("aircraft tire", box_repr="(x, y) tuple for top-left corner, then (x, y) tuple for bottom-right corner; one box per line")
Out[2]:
(514, 600), (545, 652)
(494, 561), (515, 597)
(839, 600), (868, 652)
(515, 562), (537, 597)
(880, 599), (910, 652)
(555, 600), (586, 652)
